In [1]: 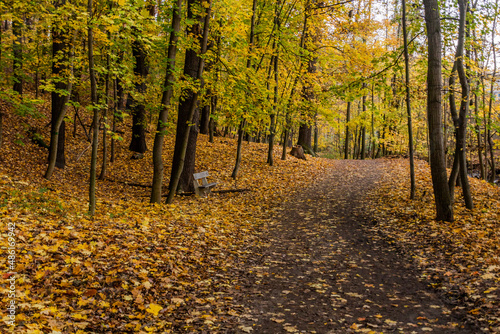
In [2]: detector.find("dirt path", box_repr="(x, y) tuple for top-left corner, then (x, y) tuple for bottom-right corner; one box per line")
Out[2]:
(232, 160), (478, 333)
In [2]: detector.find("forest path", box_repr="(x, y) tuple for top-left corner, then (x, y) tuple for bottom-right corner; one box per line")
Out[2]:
(232, 159), (476, 334)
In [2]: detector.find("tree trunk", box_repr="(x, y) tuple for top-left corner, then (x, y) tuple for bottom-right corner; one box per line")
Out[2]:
(128, 27), (148, 154)
(111, 79), (117, 162)
(313, 114), (318, 154)
(209, 96), (216, 143)
(353, 125), (359, 159)
(199, 103), (210, 135)
(88, 0), (99, 216)
(45, 3), (72, 179)
(232, 120), (245, 177)
(167, 0), (211, 202)
(361, 93), (366, 160)
(298, 123), (313, 155)
(13, 17), (23, 96)
(344, 101), (351, 159)
(150, 0), (182, 203)
(423, 0), (453, 221)
(402, 0), (416, 199)
(99, 42), (111, 180)
(268, 0), (280, 166)
(474, 87), (485, 179)
(381, 114), (387, 156)
(232, 0), (257, 175)
(487, 0), (498, 182)
(448, 0), (473, 209)
(0, 112), (3, 148)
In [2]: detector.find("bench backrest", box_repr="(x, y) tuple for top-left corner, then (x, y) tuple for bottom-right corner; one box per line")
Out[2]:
(193, 171), (210, 186)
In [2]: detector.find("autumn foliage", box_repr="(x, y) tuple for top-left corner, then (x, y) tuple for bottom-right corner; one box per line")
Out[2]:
(371, 158), (500, 331)
(0, 105), (330, 332)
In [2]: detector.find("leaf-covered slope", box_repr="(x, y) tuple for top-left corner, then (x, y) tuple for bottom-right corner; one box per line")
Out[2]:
(0, 107), (331, 332)
(370, 158), (500, 332)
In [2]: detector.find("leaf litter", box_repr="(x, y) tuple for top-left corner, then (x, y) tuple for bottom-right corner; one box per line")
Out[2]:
(0, 109), (498, 332)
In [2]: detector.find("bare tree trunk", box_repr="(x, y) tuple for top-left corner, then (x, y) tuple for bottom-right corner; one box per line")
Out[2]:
(0, 112), (3, 148)
(402, 0), (416, 199)
(88, 0), (99, 216)
(13, 17), (23, 96)
(167, 0), (211, 203)
(199, 100), (211, 135)
(128, 24), (149, 154)
(150, 0), (182, 203)
(99, 42), (111, 180)
(209, 96), (216, 143)
(361, 92), (366, 160)
(232, 0), (257, 176)
(474, 86), (485, 179)
(344, 101), (351, 159)
(111, 79), (117, 162)
(45, 5), (73, 179)
(232, 120), (245, 177)
(423, 0), (453, 221)
(448, 0), (473, 209)
(314, 113), (318, 154)
(268, 55), (278, 166)
(371, 85), (376, 159)
(487, 0), (498, 183)
(267, 0), (280, 166)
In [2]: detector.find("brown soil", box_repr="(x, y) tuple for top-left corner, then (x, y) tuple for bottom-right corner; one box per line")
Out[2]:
(230, 159), (479, 333)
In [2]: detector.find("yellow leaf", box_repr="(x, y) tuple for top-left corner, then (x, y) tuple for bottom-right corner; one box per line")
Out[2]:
(146, 303), (162, 316)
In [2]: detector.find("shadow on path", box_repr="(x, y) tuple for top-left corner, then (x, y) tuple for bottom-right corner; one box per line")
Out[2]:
(234, 160), (477, 333)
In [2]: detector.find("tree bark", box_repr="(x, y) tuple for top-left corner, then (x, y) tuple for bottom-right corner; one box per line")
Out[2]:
(45, 2), (72, 179)
(361, 91), (366, 160)
(0, 112), (3, 149)
(150, 0), (182, 203)
(297, 3), (316, 157)
(111, 79), (117, 162)
(447, 0), (473, 209)
(487, 0), (498, 183)
(474, 85), (485, 179)
(344, 101), (351, 159)
(267, 0), (280, 166)
(128, 26), (149, 154)
(402, 0), (416, 199)
(232, 120), (245, 177)
(199, 99), (211, 135)
(167, 0), (211, 202)
(98, 39), (111, 180)
(232, 0), (257, 176)
(423, 0), (453, 221)
(13, 17), (23, 96)
(88, 0), (99, 216)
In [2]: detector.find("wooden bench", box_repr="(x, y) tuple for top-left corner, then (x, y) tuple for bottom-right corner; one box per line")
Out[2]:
(193, 171), (218, 197)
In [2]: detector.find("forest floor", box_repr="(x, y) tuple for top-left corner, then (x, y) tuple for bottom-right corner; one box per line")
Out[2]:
(230, 159), (489, 333)
(0, 106), (499, 333)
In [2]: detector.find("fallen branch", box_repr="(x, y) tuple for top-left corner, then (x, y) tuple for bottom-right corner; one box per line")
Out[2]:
(106, 179), (151, 188)
(76, 144), (92, 162)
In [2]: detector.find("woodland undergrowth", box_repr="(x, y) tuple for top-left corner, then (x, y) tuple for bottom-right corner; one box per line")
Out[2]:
(369, 158), (500, 332)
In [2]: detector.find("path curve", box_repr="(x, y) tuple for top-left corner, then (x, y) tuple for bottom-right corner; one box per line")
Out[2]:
(233, 159), (477, 334)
